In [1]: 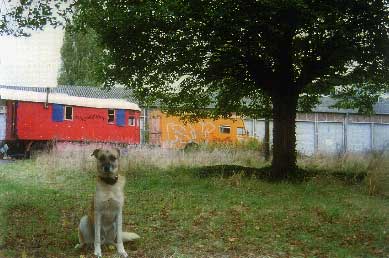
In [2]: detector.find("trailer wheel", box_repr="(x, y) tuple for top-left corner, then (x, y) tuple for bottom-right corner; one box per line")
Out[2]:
(184, 142), (199, 152)
(27, 141), (54, 158)
(24, 141), (34, 159)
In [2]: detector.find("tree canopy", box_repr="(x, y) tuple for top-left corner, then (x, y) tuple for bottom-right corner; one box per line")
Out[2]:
(72, 0), (389, 179)
(2, 0), (389, 179)
(71, 1), (389, 107)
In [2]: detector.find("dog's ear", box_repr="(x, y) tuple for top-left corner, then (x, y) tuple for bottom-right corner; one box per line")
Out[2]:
(114, 148), (121, 158)
(92, 149), (100, 158)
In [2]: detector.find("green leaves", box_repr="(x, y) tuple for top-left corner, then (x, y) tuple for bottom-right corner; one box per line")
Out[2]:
(3, 0), (389, 114)
(0, 1), (71, 36)
(57, 26), (105, 87)
(330, 83), (385, 115)
(67, 0), (389, 116)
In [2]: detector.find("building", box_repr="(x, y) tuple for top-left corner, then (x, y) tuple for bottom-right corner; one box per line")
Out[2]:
(244, 97), (389, 155)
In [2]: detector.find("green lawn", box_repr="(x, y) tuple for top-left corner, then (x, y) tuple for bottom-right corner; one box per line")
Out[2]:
(0, 156), (388, 258)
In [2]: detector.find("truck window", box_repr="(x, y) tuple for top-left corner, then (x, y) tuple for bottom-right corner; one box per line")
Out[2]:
(219, 125), (231, 134)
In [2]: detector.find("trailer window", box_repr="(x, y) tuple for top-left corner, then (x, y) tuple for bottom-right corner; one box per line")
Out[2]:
(237, 127), (246, 135)
(64, 106), (73, 120)
(108, 109), (115, 123)
(219, 125), (231, 134)
(128, 116), (135, 126)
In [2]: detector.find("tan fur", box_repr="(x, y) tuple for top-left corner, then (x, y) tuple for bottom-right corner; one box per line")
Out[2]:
(75, 148), (139, 257)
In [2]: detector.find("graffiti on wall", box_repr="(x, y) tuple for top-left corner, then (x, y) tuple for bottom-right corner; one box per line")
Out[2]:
(74, 114), (106, 122)
(165, 121), (217, 148)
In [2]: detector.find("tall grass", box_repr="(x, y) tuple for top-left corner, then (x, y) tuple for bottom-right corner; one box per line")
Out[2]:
(32, 142), (389, 196)
(299, 152), (389, 196)
(298, 152), (371, 173)
(34, 142), (264, 172)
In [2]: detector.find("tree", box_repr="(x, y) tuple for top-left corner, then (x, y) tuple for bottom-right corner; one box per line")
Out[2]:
(57, 27), (104, 86)
(3, 1), (389, 180)
(72, 0), (389, 180)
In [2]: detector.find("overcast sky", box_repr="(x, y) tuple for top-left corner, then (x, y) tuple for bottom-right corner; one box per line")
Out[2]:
(0, 28), (64, 88)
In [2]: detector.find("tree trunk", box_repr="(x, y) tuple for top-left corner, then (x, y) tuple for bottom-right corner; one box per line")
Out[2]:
(263, 117), (270, 161)
(271, 92), (298, 180)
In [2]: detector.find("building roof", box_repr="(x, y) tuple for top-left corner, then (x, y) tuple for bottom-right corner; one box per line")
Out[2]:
(313, 96), (389, 115)
(0, 85), (140, 111)
(312, 97), (357, 114)
(0, 85), (135, 100)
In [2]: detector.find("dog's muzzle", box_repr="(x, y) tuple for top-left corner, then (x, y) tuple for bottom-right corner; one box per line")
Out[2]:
(103, 164), (113, 173)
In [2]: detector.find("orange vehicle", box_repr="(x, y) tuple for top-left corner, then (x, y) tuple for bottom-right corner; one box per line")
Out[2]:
(148, 110), (248, 148)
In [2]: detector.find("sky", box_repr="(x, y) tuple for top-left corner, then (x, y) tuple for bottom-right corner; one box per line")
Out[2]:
(0, 28), (64, 88)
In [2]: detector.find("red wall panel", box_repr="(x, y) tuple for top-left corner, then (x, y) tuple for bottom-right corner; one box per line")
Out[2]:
(14, 101), (140, 144)
(5, 101), (16, 140)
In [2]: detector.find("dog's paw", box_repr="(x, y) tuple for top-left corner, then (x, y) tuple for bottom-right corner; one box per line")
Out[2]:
(117, 249), (128, 258)
(94, 246), (102, 257)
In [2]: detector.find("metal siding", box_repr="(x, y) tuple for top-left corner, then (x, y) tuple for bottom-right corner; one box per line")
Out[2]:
(244, 119), (254, 137)
(317, 122), (344, 154)
(254, 120), (265, 139)
(254, 120), (273, 143)
(296, 122), (315, 155)
(373, 124), (389, 150)
(346, 123), (372, 152)
(0, 114), (5, 140)
(140, 116), (146, 144)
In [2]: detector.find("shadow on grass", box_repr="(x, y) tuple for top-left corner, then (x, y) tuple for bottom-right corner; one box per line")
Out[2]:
(191, 165), (367, 184)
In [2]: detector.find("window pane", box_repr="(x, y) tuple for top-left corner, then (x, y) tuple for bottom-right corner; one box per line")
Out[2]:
(128, 116), (135, 126)
(237, 127), (245, 135)
(219, 125), (231, 134)
(65, 106), (73, 120)
(108, 109), (115, 123)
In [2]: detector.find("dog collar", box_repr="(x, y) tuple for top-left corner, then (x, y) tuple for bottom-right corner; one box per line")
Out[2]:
(99, 176), (118, 185)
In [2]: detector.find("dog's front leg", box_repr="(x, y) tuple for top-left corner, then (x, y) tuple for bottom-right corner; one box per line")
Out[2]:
(94, 211), (102, 258)
(116, 207), (128, 258)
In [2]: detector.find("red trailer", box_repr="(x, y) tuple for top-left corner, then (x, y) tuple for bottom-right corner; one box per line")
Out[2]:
(0, 86), (141, 157)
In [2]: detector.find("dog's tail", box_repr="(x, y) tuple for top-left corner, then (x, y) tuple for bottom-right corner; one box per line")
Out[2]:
(122, 232), (140, 242)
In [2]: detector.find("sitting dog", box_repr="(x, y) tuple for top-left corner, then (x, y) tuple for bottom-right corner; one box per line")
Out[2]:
(76, 148), (140, 257)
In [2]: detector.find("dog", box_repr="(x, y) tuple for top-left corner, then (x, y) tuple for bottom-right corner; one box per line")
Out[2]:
(75, 148), (140, 258)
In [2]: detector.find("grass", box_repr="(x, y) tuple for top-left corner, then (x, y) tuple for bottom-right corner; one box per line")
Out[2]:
(0, 144), (389, 257)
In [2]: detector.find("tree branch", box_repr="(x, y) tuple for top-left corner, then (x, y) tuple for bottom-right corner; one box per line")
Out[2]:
(245, 54), (274, 94)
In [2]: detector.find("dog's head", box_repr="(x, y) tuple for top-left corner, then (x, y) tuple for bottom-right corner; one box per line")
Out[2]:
(92, 148), (120, 180)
